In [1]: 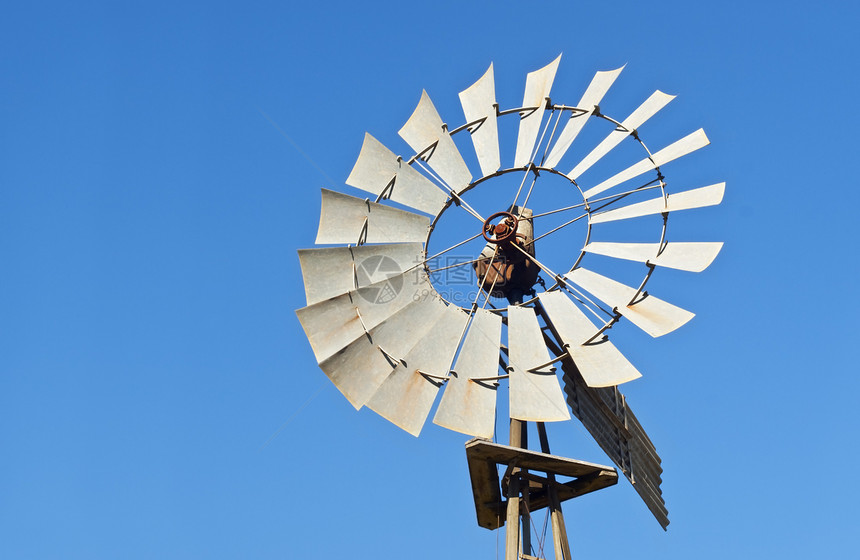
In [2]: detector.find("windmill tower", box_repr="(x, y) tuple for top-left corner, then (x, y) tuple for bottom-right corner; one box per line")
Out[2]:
(296, 55), (723, 558)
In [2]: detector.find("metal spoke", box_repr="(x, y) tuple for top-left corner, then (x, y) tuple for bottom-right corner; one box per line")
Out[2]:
(507, 243), (615, 320)
(513, 109), (554, 210)
(529, 202), (587, 220)
(510, 166), (533, 212)
(562, 284), (617, 321)
(411, 232), (483, 272)
(527, 179), (662, 221)
(508, 243), (562, 286)
(528, 106), (555, 171)
(524, 212), (590, 247)
(444, 250), (496, 375)
(520, 171), (540, 210)
(588, 179), (663, 213)
(539, 108), (565, 167)
(480, 245), (503, 310)
(450, 191), (487, 223)
(426, 232), (482, 261)
(413, 159), (485, 223)
(427, 255), (486, 274)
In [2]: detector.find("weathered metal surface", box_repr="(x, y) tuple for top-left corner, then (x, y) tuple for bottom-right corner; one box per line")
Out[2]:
(345, 133), (449, 215)
(295, 269), (433, 363)
(318, 296), (447, 409)
(589, 182), (726, 224)
(399, 90), (472, 191)
(459, 63), (500, 177)
(507, 305), (570, 422)
(315, 189), (429, 245)
(539, 291), (641, 387)
(514, 55), (561, 168)
(433, 308), (502, 438)
(465, 439), (618, 530)
(365, 304), (469, 436)
(569, 91), (675, 180)
(584, 129), (710, 199)
(566, 267), (694, 338)
(543, 66), (624, 169)
(297, 242), (424, 305)
(584, 241), (724, 273)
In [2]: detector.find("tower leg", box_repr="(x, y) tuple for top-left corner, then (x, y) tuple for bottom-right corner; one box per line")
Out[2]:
(549, 489), (572, 560)
(538, 422), (572, 560)
(508, 419), (531, 559)
(504, 468), (521, 560)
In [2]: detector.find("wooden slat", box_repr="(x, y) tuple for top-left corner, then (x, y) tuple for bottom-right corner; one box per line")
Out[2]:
(468, 440), (614, 478)
(560, 367), (669, 528)
(565, 377), (668, 523)
(538, 328), (669, 529)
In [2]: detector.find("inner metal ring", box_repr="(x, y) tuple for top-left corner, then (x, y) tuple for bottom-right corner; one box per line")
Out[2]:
(423, 108), (662, 316)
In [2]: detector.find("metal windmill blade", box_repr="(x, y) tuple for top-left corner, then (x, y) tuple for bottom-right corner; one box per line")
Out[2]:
(296, 55), (723, 536)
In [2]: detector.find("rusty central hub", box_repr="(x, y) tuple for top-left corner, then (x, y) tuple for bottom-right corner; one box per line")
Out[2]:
(482, 211), (519, 245)
(474, 207), (539, 305)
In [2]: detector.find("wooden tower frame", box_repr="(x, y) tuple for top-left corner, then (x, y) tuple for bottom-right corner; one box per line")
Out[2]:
(466, 420), (618, 560)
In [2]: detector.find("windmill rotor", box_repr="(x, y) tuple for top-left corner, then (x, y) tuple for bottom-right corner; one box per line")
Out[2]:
(296, 55), (723, 533)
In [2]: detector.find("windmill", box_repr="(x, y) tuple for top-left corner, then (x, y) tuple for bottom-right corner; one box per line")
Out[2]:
(296, 55), (723, 558)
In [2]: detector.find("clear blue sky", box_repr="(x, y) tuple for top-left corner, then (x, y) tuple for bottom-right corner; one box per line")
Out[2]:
(1, 1), (858, 558)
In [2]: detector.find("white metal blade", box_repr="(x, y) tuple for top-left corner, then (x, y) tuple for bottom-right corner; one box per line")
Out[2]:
(569, 91), (675, 180)
(399, 90), (472, 191)
(433, 308), (502, 438)
(315, 189), (430, 245)
(459, 64), (500, 178)
(514, 55), (561, 167)
(345, 133), (449, 215)
(366, 305), (470, 436)
(507, 305), (570, 422)
(319, 296), (447, 409)
(565, 267), (694, 337)
(583, 129), (710, 199)
(295, 269), (433, 363)
(298, 243), (424, 305)
(543, 66), (624, 169)
(539, 291), (641, 387)
(589, 183), (725, 224)
(584, 241), (723, 273)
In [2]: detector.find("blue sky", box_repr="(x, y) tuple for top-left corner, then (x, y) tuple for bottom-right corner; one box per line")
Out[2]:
(1, 1), (858, 558)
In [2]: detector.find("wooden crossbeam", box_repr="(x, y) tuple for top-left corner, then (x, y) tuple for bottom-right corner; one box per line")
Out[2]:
(465, 439), (618, 530)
